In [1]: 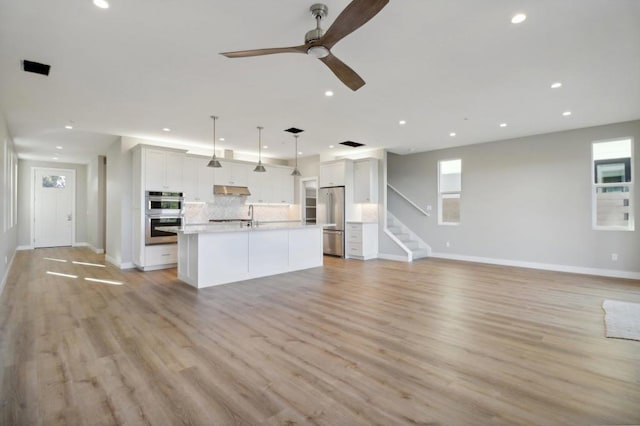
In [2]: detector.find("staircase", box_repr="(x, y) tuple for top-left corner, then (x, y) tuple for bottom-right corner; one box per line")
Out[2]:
(385, 212), (431, 262)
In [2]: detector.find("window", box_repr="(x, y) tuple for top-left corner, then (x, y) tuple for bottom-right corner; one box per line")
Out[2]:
(438, 159), (461, 225)
(592, 138), (634, 230)
(42, 175), (66, 188)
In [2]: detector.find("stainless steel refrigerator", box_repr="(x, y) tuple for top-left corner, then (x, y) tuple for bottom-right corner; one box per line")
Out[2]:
(318, 186), (345, 257)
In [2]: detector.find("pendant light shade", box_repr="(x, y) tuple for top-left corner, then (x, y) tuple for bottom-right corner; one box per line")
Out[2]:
(207, 115), (222, 168)
(291, 134), (302, 176)
(253, 126), (266, 172)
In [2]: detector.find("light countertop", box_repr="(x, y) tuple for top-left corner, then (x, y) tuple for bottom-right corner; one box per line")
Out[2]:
(158, 222), (333, 235)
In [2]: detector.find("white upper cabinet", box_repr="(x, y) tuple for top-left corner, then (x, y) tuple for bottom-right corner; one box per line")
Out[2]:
(213, 161), (249, 187)
(319, 160), (350, 187)
(353, 158), (379, 203)
(183, 156), (215, 202)
(271, 167), (294, 204)
(144, 149), (184, 191)
(247, 165), (294, 204)
(247, 168), (271, 203)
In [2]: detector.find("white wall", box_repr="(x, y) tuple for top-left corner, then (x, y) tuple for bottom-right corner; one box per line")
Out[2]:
(388, 120), (640, 276)
(17, 160), (88, 247)
(0, 113), (18, 294)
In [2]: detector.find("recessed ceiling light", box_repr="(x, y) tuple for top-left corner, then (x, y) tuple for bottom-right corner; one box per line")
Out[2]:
(511, 13), (526, 24)
(499, 123), (507, 128)
(298, 151), (303, 155)
(93, 0), (109, 9)
(562, 111), (572, 116)
(219, 137), (225, 141)
(53, 157), (59, 160)
(551, 82), (562, 89)
(325, 90), (334, 97)
(449, 132), (456, 137)
(399, 120), (407, 125)
(56, 146), (63, 150)
(162, 128), (171, 132)
(329, 145), (334, 149)
(263, 145), (268, 149)
(65, 125), (73, 130)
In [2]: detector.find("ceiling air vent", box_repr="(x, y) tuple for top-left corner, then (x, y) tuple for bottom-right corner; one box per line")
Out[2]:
(22, 60), (51, 76)
(340, 141), (365, 148)
(284, 127), (304, 134)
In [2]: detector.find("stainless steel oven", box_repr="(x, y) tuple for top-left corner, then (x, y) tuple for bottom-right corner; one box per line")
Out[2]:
(145, 215), (182, 245)
(145, 191), (184, 215)
(144, 191), (183, 245)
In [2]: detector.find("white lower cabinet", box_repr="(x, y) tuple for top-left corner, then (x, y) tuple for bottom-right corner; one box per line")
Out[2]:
(346, 222), (378, 260)
(176, 227), (323, 288)
(144, 244), (177, 270)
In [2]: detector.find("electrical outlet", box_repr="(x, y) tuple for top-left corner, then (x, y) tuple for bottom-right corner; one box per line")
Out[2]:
(445, 241), (450, 248)
(426, 205), (433, 211)
(611, 253), (618, 261)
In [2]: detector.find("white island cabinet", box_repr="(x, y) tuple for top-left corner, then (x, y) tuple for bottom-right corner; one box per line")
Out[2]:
(162, 223), (324, 289)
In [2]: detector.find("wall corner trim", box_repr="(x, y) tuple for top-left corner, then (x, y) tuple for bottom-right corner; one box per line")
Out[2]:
(105, 255), (135, 270)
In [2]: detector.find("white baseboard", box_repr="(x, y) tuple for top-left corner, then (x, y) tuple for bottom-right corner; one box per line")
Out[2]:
(17, 245), (33, 251)
(72, 242), (89, 248)
(0, 251), (17, 296)
(88, 244), (104, 254)
(430, 252), (640, 280)
(377, 252), (410, 262)
(105, 255), (135, 270)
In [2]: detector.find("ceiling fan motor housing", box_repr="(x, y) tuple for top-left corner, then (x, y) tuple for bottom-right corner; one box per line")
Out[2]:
(305, 28), (324, 44)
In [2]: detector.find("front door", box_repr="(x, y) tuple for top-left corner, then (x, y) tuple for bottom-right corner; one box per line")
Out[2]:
(33, 167), (75, 248)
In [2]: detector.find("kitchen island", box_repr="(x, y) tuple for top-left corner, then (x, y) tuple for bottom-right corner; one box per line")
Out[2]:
(158, 222), (324, 289)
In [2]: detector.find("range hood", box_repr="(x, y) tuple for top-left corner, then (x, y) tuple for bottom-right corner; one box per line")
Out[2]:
(213, 185), (251, 196)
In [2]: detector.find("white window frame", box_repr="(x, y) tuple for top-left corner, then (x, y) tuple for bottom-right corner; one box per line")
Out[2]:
(438, 158), (461, 226)
(591, 137), (634, 231)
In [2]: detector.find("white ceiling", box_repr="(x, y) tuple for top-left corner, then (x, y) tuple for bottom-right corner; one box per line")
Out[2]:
(1, 0), (639, 164)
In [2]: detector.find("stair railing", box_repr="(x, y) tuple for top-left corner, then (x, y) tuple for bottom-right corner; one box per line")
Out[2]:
(387, 184), (430, 217)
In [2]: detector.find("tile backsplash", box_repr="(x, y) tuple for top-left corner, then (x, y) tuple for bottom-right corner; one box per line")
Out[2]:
(184, 196), (294, 224)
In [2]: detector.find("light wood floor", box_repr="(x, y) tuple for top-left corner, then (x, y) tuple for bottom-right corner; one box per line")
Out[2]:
(1, 247), (639, 425)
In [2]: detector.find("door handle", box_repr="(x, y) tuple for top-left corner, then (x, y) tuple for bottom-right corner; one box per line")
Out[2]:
(67, 214), (72, 221)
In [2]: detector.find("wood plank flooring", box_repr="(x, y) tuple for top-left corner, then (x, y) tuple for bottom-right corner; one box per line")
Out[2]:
(1, 247), (639, 425)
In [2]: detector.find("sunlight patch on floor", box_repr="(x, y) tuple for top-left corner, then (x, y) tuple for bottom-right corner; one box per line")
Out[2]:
(84, 277), (123, 286)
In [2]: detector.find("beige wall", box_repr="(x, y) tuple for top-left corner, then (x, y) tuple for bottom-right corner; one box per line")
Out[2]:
(388, 119), (640, 274)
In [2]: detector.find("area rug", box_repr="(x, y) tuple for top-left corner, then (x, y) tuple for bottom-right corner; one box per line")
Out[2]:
(602, 300), (640, 341)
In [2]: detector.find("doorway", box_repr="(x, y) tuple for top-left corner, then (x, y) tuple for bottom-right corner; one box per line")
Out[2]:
(32, 167), (76, 248)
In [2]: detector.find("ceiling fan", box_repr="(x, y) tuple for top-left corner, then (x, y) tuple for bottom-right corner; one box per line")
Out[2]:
(220, 0), (389, 91)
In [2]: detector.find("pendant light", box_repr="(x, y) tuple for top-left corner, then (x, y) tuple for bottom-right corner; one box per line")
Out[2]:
(291, 134), (302, 176)
(253, 126), (266, 172)
(207, 115), (222, 168)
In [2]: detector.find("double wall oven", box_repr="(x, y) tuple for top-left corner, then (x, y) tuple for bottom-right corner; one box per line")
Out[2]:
(145, 191), (183, 245)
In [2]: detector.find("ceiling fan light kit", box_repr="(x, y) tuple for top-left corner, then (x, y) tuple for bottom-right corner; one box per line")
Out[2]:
(220, 0), (389, 91)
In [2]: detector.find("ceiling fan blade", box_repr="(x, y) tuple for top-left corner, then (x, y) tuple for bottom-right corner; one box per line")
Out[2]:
(320, 0), (389, 49)
(319, 53), (365, 91)
(221, 45), (307, 58)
